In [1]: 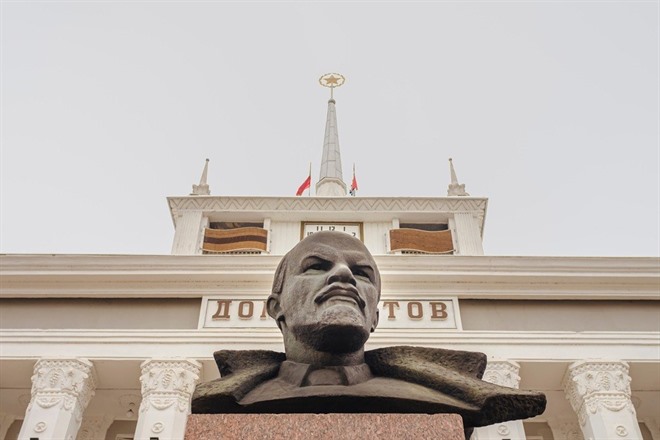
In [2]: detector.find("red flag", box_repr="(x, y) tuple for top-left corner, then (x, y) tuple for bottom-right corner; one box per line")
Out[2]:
(349, 164), (358, 196)
(296, 175), (311, 196)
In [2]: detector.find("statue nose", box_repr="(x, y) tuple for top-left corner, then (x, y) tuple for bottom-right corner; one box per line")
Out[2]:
(327, 264), (357, 286)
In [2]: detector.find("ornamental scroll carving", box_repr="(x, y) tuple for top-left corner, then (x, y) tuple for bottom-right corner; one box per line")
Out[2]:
(481, 360), (521, 389)
(139, 360), (201, 414)
(564, 360), (636, 426)
(28, 359), (96, 422)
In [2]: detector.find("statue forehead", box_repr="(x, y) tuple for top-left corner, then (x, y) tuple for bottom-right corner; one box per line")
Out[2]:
(287, 231), (374, 262)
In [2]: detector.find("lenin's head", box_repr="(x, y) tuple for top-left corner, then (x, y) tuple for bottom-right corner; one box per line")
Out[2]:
(267, 231), (381, 358)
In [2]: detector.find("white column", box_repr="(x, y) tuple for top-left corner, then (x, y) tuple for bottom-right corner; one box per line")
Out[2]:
(0, 414), (16, 440)
(171, 210), (206, 255)
(471, 360), (526, 440)
(134, 359), (201, 440)
(76, 415), (113, 440)
(453, 212), (484, 255)
(547, 418), (584, 440)
(18, 359), (96, 440)
(564, 360), (643, 440)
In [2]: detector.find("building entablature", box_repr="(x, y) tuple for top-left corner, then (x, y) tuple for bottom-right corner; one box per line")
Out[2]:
(1, 254), (658, 300)
(167, 195), (488, 226)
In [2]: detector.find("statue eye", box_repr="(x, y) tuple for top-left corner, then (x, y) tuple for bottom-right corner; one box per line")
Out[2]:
(352, 267), (372, 281)
(304, 260), (330, 272)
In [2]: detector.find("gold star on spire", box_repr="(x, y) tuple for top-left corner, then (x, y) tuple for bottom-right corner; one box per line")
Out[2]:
(319, 73), (346, 99)
(324, 75), (340, 86)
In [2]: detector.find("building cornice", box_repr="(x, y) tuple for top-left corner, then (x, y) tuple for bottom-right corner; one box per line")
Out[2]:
(167, 195), (489, 231)
(1, 254), (658, 300)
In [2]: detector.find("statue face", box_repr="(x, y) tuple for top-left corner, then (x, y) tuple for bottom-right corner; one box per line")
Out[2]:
(275, 232), (380, 354)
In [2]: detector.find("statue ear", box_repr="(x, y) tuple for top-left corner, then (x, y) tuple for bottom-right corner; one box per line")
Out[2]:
(272, 257), (287, 294)
(267, 295), (283, 330)
(371, 309), (379, 333)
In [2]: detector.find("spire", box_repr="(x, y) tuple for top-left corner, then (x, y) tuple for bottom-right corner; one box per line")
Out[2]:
(447, 158), (469, 196)
(316, 73), (347, 196)
(191, 158), (210, 195)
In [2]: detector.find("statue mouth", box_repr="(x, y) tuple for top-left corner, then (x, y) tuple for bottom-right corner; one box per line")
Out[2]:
(315, 284), (366, 310)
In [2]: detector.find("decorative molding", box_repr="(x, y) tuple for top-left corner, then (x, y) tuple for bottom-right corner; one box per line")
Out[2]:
(481, 359), (521, 388)
(496, 424), (510, 436)
(139, 359), (201, 414)
(29, 358), (97, 423)
(34, 421), (47, 433)
(563, 360), (635, 426)
(151, 422), (165, 433)
(167, 196), (488, 230)
(615, 424), (629, 437)
(168, 195), (488, 214)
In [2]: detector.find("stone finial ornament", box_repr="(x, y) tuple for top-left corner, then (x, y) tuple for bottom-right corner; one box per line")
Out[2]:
(193, 232), (546, 439)
(191, 159), (210, 196)
(447, 158), (469, 196)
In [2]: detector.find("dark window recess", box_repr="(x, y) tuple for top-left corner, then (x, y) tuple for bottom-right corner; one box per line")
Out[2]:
(399, 223), (448, 231)
(209, 222), (263, 229)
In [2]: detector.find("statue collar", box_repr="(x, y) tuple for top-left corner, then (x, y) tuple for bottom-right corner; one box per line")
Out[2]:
(278, 360), (373, 387)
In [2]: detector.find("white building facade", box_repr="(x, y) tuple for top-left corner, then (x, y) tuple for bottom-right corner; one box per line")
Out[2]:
(1, 94), (659, 440)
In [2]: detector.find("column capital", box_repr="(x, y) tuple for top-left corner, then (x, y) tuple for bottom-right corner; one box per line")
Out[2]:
(564, 359), (634, 426)
(29, 358), (97, 419)
(20, 358), (97, 440)
(482, 359), (521, 388)
(139, 358), (202, 414)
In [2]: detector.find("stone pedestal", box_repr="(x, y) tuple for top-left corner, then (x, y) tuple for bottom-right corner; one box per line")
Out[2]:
(185, 414), (465, 440)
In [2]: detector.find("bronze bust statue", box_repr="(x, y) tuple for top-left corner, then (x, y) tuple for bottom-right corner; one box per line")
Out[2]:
(193, 231), (545, 435)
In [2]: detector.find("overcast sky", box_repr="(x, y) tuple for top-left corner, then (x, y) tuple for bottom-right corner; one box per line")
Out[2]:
(1, 1), (658, 257)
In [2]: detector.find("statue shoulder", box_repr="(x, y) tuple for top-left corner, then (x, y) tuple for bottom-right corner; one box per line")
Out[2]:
(365, 346), (487, 379)
(193, 350), (285, 414)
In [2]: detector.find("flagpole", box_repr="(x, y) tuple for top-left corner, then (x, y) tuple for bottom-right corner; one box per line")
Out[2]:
(308, 162), (312, 196)
(351, 163), (356, 197)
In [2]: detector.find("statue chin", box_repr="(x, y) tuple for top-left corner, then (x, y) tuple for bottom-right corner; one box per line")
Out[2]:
(291, 317), (370, 354)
